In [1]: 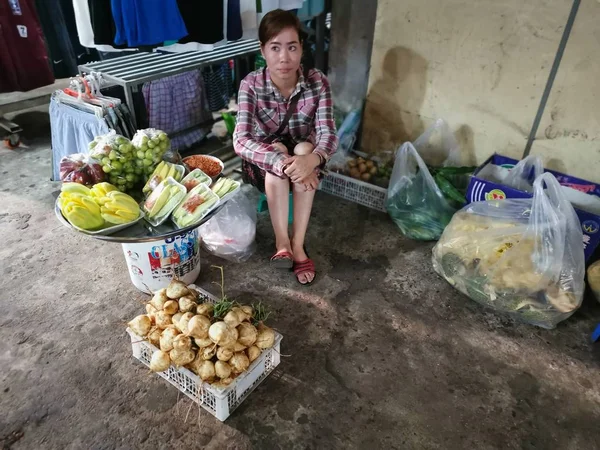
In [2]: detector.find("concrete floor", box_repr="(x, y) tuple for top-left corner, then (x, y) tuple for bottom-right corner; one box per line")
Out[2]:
(2, 110), (600, 450)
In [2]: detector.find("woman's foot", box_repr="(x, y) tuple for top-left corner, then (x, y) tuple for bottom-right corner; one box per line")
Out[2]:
(271, 240), (294, 269)
(271, 249), (294, 269)
(291, 244), (315, 285)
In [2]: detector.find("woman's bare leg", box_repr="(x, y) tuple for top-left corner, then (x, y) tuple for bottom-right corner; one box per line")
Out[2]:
(291, 142), (317, 283)
(265, 143), (292, 256)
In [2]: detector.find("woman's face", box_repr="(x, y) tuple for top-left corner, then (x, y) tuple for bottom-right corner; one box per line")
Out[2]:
(261, 27), (302, 82)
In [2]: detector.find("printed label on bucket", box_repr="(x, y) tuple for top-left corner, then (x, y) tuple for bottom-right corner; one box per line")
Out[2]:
(148, 230), (200, 280)
(122, 229), (202, 293)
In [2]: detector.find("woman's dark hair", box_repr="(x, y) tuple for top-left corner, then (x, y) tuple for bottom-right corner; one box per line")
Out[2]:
(259, 9), (302, 46)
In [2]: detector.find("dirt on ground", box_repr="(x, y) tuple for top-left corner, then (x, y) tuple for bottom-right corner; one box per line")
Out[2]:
(1, 111), (600, 450)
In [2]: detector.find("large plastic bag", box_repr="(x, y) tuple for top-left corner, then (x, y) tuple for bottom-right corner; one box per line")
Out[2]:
(503, 155), (543, 193)
(385, 119), (465, 240)
(199, 192), (257, 262)
(432, 173), (585, 329)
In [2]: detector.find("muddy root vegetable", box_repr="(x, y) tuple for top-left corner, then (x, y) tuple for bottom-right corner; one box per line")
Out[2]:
(217, 346), (234, 361)
(233, 342), (247, 352)
(201, 345), (216, 360)
(159, 326), (180, 352)
(229, 352), (250, 374)
(178, 296), (197, 313)
(241, 305), (253, 319)
(176, 312), (195, 334)
(247, 345), (261, 363)
(198, 360), (216, 381)
(215, 361), (232, 379)
(196, 303), (214, 317)
(170, 348), (195, 367)
(256, 323), (275, 349)
(128, 315), (152, 337)
(195, 337), (212, 348)
(224, 310), (243, 328)
(149, 289), (168, 310)
(166, 280), (190, 299)
(186, 288), (199, 302)
(145, 303), (158, 321)
(173, 334), (192, 352)
(237, 322), (257, 347)
(155, 311), (172, 329)
(163, 300), (179, 315)
(172, 312), (183, 328)
(150, 350), (170, 372)
(187, 315), (211, 339)
(232, 306), (251, 322)
(209, 321), (238, 348)
(213, 377), (234, 389)
(147, 327), (161, 347)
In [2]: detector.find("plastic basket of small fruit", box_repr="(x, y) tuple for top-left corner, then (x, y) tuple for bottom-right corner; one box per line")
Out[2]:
(126, 282), (282, 422)
(319, 152), (392, 213)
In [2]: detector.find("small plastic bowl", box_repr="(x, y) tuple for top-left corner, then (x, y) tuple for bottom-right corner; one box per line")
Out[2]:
(183, 155), (224, 180)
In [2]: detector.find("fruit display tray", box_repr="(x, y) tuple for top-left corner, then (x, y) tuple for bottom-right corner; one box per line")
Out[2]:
(54, 194), (227, 243)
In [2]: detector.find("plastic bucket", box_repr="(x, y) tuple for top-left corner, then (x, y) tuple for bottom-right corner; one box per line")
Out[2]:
(122, 228), (201, 293)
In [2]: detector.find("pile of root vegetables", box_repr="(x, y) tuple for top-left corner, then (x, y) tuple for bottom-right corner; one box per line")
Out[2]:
(127, 279), (276, 388)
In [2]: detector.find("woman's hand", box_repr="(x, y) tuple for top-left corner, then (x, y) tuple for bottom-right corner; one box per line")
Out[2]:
(295, 171), (320, 192)
(283, 153), (321, 183)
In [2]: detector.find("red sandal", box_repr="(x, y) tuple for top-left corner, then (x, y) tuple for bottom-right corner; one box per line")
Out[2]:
(293, 259), (316, 285)
(270, 251), (294, 269)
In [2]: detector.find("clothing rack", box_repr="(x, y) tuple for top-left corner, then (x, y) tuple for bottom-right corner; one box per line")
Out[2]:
(78, 39), (261, 130)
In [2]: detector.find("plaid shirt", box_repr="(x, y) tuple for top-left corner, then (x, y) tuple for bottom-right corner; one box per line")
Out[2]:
(142, 70), (213, 150)
(233, 67), (338, 177)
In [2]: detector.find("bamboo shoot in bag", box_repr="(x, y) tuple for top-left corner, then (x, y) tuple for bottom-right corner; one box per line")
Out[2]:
(386, 119), (470, 240)
(432, 173), (585, 329)
(386, 142), (457, 240)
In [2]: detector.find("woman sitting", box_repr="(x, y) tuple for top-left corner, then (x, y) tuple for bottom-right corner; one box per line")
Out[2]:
(233, 9), (338, 285)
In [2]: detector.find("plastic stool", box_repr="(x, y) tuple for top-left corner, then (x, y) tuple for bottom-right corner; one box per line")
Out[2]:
(257, 192), (293, 224)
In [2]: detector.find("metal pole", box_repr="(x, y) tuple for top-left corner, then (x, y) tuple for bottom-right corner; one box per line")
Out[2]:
(523, 0), (581, 157)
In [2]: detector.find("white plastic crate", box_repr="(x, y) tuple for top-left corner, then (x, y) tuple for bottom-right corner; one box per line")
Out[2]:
(127, 285), (282, 421)
(319, 171), (388, 212)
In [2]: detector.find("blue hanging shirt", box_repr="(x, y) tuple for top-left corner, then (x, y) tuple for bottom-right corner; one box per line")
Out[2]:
(112, 0), (188, 47)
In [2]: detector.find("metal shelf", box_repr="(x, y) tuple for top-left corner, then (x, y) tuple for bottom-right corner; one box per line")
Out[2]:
(78, 40), (260, 129)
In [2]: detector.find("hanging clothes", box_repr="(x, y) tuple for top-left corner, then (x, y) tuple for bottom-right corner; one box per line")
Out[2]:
(111, 0), (188, 47)
(142, 71), (213, 151)
(227, 0), (243, 41)
(201, 64), (234, 112)
(72, 0), (135, 52)
(87, 0), (130, 48)
(50, 95), (110, 180)
(0, 0), (54, 93)
(176, 0), (224, 46)
(34, 0), (98, 78)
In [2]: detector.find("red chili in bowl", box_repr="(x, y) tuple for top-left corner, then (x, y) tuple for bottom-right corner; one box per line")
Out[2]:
(183, 156), (222, 177)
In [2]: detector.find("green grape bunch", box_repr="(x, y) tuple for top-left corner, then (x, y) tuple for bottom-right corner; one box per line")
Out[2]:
(131, 128), (171, 183)
(88, 132), (139, 192)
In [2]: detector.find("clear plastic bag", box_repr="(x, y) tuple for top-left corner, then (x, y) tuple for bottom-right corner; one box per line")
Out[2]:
(88, 131), (138, 192)
(59, 153), (105, 186)
(199, 192), (257, 263)
(432, 173), (585, 329)
(386, 119), (464, 240)
(503, 155), (543, 193)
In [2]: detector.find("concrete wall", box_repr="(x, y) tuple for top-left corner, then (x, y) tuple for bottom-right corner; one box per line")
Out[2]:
(328, 0), (378, 113)
(361, 0), (600, 182)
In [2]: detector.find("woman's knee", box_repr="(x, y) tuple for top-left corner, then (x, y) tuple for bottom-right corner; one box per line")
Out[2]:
(294, 142), (314, 156)
(273, 142), (289, 154)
